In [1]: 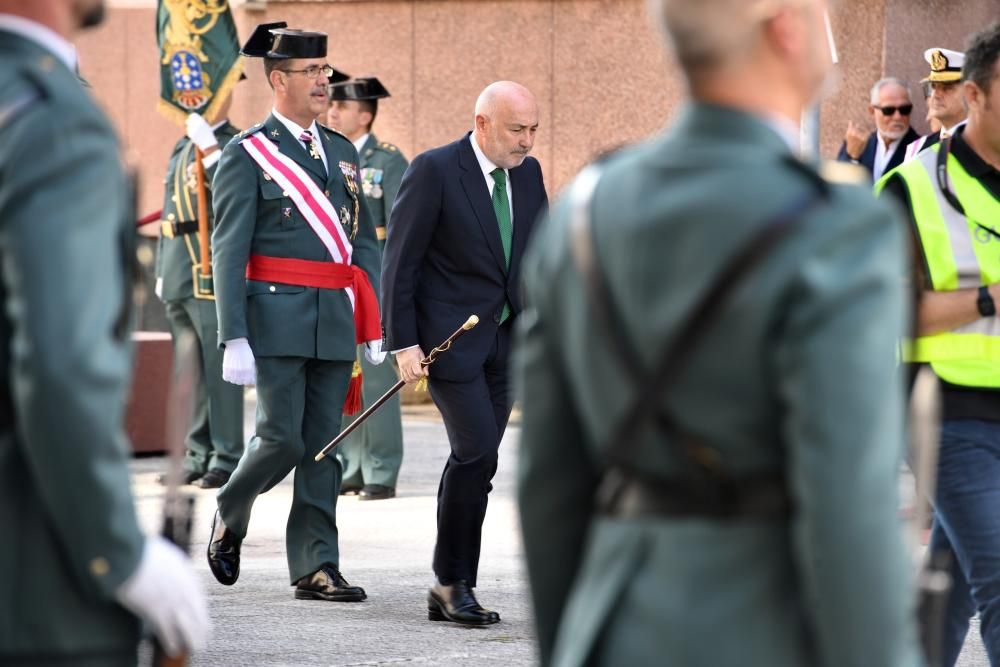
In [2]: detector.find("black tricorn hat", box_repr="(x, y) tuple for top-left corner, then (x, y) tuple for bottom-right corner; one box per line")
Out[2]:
(241, 22), (327, 60)
(328, 69), (351, 85)
(328, 77), (391, 101)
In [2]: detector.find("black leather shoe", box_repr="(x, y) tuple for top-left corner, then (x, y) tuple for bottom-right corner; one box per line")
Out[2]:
(428, 581), (500, 626)
(294, 565), (366, 602)
(157, 470), (202, 486)
(340, 484), (362, 496)
(207, 510), (241, 586)
(358, 484), (395, 501)
(194, 468), (231, 489)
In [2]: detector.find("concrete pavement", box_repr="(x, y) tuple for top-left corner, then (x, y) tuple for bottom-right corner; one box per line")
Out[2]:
(131, 403), (535, 666)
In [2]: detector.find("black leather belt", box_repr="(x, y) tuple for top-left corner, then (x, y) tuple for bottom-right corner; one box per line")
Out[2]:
(598, 470), (792, 520)
(160, 219), (199, 239)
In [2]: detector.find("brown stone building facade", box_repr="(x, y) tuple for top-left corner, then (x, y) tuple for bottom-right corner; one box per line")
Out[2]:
(81, 0), (999, 219)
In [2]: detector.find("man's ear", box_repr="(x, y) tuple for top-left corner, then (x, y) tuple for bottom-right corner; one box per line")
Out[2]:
(269, 69), (285, 93)
(962, 80), (983, 113)
(474, 114), (488, 132)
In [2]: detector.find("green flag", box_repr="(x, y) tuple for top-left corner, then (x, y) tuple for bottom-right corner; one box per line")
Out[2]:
(157, 0), (243, 125)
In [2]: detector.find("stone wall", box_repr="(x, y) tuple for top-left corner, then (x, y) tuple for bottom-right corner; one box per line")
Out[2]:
(79, 0), (999, 225)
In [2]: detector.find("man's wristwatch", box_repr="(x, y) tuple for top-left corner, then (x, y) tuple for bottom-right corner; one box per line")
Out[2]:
(978, 285), (996, 317)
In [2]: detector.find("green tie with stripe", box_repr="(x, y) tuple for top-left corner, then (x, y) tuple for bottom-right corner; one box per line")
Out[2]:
(491, 167), (512, 323)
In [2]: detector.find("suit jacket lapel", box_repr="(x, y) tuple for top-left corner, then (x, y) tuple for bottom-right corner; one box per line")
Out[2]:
(265, 114), (327, 185)
(458, 135), (508, 275)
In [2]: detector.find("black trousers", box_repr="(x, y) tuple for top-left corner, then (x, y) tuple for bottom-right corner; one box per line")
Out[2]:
(428, 321), (513, 588)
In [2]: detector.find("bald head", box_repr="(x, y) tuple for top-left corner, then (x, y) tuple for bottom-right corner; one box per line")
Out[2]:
(474, 81), (539, 169)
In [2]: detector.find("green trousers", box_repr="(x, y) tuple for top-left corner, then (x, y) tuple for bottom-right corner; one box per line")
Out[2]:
(338, 345), (404, 488)
(217, 356), (351, 583)
(164, 298), (244, 473)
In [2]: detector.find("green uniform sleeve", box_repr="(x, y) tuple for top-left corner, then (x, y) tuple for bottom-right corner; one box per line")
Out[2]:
(211, 138), (258, 344)
(381, 151), (408, 223)
(515, 200), (600, 665)
(773, 192), (922, 667)
(0, 103), (144, 599)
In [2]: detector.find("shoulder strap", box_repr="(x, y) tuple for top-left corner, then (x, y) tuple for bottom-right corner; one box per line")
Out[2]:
(0, 90), (41, 132)
(569, 162), (826, 475)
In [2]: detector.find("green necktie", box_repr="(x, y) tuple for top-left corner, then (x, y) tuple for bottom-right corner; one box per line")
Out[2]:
(491, 168), (512, 323)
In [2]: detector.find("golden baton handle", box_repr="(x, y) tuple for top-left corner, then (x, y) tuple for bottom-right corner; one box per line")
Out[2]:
(315, 315), (479, 462)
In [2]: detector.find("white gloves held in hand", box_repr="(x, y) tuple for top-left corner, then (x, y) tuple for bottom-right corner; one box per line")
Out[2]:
(365, 339), (386, 365)
(115, 535), (210, 658)
(185, 113), (218, 152)
(222, 337), (256, 385)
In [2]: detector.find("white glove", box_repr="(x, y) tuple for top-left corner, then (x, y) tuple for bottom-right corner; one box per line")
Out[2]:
(185, 113), (218, 152)
(154, 277), (163, 300)
(365, 339), (386, 365)
(222, 337), (256, 385)
(115, 535), (210, 657)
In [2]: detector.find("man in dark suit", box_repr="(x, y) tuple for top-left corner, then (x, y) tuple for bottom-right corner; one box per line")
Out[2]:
(381, 80), (547, 626)
(837, 77), (919, 179)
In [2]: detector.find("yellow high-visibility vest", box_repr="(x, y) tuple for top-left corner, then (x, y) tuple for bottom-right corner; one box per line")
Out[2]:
(875, 141), (1000, 388)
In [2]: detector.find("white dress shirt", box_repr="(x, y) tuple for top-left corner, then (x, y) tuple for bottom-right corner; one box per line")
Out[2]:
(0, 14), (77, 72)
(873, 133), (903, 179)
(272, 108), (328, 174)
(353, 133), (370, 156)
(469, 133), (513, 221)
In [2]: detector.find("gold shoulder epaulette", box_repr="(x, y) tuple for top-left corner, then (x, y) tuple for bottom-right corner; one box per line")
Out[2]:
(379, 141), (399, 153)
(317, 121), (349, 143)
(819, 160), (868, 185)
(234, 122), (263, 141)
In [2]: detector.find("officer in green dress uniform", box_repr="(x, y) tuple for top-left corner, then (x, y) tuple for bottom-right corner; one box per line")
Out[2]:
(207, 23), (383, 602)
(515, 1), (922, 666)
(155, 97), (245, 489)
(326, 77), (408, 501)
(0, 1), (208, 664)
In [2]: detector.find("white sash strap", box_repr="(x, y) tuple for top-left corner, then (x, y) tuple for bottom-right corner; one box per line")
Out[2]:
(241, 132), (353, 265)
(241, 132), (357, 308)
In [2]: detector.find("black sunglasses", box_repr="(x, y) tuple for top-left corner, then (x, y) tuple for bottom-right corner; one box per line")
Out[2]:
(874, 104), (913, 117)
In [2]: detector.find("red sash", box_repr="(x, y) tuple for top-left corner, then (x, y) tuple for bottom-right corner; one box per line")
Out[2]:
(246, 255), (381, 345)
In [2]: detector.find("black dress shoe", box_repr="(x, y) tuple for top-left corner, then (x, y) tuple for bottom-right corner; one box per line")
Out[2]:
(294, 565), (366, 602)
(358, 484), (395, 501)
(428, 581), (500, 626)
(194, 468), (231, 489)
(157, 470), (202, 486)
(207, 510), (241, 586)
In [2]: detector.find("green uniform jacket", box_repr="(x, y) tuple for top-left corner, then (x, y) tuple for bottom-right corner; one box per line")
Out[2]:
(155, 122), (240, 301)
(0, 33), (145, 661)
(515, 104), (922, 667)
(357, 133), (408, 242)
(212, 115), (380, 360)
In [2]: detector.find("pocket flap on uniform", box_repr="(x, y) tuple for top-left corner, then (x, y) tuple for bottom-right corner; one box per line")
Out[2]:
(260, 181), (287, 200)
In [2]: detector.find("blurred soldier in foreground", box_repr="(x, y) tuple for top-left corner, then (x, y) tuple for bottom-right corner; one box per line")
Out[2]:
(326, 77), (408, 501)
(155, 95), (245, 490)
(516, 0), (922, 665)
(0, 0), (208, 664)
(878, 22), (1000, 667)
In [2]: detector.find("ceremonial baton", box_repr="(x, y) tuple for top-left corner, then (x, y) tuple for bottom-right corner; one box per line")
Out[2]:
(315, 315), (479, 462)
